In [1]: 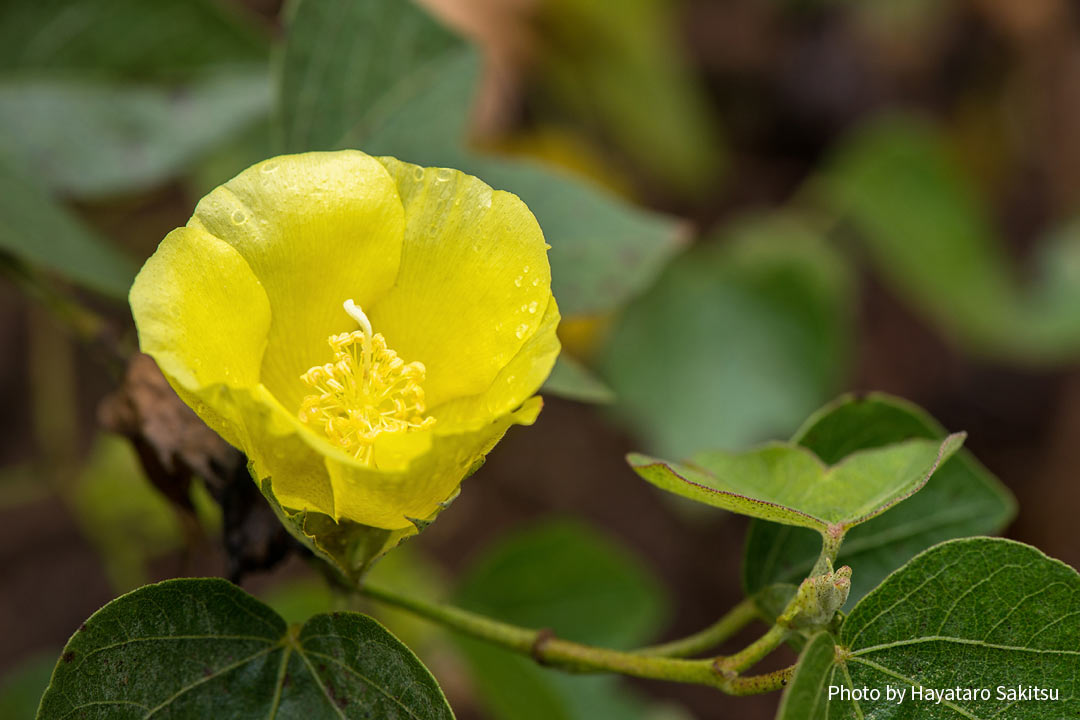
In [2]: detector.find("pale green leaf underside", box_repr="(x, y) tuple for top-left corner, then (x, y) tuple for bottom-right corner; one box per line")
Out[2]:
(743, 393), (1016, 608)
(777, 538), (1080, 719)
(629, 434), (963, 532)
(37, 578), (453, 720)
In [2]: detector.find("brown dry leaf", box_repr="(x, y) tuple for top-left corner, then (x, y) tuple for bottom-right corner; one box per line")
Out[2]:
(98, 352), (240, 508)
(99, 353), (301, 579)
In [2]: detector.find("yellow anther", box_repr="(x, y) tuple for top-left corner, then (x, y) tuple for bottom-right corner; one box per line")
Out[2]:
(298, 300), (435, 465)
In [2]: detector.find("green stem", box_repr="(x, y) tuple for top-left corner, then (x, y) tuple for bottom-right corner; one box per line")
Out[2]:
(359, 584), (787, 695)
(811, 524), (845, 576)
(637, 597), (757, 658)
(714, 623), (790, 676)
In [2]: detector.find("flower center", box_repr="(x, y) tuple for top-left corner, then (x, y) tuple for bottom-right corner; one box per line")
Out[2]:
(299, 299), (435, 465)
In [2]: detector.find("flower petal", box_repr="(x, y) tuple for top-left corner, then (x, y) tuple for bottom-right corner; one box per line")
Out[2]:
(432, 297), (561, 430)
(131, 225), (270, 398)
(239, 384), (338, 518)
(325, 397), (543, 529)
(188, 151), (405, 411)
(131, 225), (339, 516)
(370, 158), (553, 407)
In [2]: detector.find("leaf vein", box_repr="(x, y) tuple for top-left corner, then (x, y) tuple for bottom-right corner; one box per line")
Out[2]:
(266, 641), (294, 720)
(846, 556), (965, 648)
(303, 648), (426, 720)
(935, 563), (1020, 633)
(58, 700), (150, 720)
(852, 635), (1080, 656)
(142, 644), (282, 717)
(295, 647), (347, 720)
(72, 634), (279, 675)
(849, 657), (983, 720)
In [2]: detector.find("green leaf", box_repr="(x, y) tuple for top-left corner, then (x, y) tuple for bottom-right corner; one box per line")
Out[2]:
(0, 0), (267, 79)
(630, 433), (963, 535)
(775, 632), (837, 720)
(454, 521), (669, 720)
(0, 155), (135, 298)
(817, 116), (1080, 363)
(0, 68), (272, 197)
(542, 355), (616, 404)
(777, 538), (1080, 719)
(277, 0), (684, 318)
(37, 577), (454, 719)
(743, 393), (1016, 607)
(599, 212), (852, 459)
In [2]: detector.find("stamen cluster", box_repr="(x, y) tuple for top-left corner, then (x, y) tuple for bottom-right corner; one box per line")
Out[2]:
(299, 318), (434, 465)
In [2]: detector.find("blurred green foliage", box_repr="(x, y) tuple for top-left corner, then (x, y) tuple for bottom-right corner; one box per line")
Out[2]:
(71, 435), (221, 592)
(601, 213), (852, 458)
(817, 117), (1080, 364)
(0, 70), (271, 197)
(0, 0), (266, 77)
(454, 520), (673, 720)
(0, 156), (136, 298)
(0, 652), (55, 720)
(533, 0), (724, 195)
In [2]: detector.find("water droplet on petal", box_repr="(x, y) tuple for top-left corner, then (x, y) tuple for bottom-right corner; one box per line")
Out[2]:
(435, 168), (453, 182)
(231, 210), (247, 225)
(531, 277), (541, 287)
(515, 323), (528, 338)
(522, 265), (530, 273)
(514, 276), (524, 287)
(528, 301), (538, 314)
(261, 162), (278, 174)
(413, 166), (424, 180)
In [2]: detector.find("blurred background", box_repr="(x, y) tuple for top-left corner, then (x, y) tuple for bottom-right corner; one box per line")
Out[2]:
(1, 0), (1078, 718)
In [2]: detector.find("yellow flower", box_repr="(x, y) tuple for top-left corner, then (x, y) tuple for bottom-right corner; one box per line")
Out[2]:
(130, 151), (560, 536)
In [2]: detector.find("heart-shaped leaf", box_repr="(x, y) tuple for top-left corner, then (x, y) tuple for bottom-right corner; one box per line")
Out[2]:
(743, 393), (1016, 608)
(36, 578), (454, 719)
(628, 433), (963, 535)
(775, 538), (1080, 719)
